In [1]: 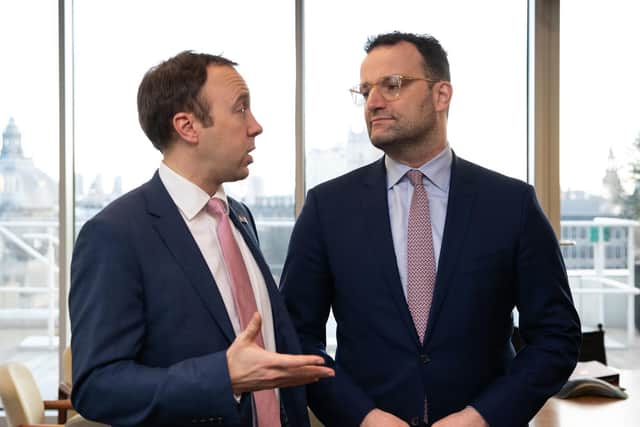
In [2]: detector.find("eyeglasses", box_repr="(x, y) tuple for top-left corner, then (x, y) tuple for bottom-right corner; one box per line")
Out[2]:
(349, 74), (439, 106)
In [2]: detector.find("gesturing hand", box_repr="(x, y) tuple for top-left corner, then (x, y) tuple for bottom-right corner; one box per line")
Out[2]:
(226, 312), (335, 394)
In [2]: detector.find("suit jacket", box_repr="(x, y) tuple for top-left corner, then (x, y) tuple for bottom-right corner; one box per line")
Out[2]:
(69, 172), (309, 427)
(280, 153), (581, 427)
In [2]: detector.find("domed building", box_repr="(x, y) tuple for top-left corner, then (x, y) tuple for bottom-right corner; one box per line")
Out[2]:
(0, 118), (57, 218)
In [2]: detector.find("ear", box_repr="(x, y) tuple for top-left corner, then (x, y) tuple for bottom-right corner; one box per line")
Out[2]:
(432, 81), (453, 113)
(172, 112), (199, 144)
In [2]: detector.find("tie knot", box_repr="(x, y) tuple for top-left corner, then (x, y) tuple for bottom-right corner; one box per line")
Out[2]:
(407, 170), (424, 187)
(206, 197), (228, 218)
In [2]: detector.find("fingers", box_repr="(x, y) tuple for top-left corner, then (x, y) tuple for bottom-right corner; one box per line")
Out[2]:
(251, 365), (335, 391)
(267, 352), (326, 368)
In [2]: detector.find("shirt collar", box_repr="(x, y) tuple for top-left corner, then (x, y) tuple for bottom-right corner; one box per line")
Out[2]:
(158, 161), (228, 221)
(384, 144), (452, 192)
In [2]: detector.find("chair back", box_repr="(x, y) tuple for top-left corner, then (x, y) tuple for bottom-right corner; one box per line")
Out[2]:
(63, 346), (73, 386)
(0, 362), (45, 427)
(578, 323), (607, 365)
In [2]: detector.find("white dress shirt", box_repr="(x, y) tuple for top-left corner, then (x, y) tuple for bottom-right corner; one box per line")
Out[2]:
(158, 162), (278, 357)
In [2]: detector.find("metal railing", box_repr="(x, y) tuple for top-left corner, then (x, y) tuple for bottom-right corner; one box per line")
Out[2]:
(1, 217), (640, 349)
(0, 221), (59, 350)
(562, 218), (640, 347)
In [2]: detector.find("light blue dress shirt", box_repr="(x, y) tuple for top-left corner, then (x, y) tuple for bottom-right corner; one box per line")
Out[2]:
(385, 146), (452, 298)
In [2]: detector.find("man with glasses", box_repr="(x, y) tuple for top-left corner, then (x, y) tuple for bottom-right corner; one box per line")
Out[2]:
(281, 32), (580, 427)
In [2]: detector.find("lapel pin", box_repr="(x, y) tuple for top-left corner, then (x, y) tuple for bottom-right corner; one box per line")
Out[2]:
(238, 215), (249, 224)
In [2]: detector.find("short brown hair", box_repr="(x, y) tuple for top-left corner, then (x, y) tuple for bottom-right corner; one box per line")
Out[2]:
(365, 32), (450, 82)
(137, 51), (237, 152)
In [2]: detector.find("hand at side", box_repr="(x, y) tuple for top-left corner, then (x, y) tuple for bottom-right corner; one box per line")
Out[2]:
(360, 409), (409, 427)
(432, 406), (488, 427)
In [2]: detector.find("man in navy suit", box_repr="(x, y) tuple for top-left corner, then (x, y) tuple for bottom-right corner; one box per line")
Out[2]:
(280, 32), (581, 427)
(69, 51), (333, 427)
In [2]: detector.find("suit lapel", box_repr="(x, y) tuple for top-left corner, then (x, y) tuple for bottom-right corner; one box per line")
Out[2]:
(425, 154), (477, 343)
(361, 158), (420, 344)
(143, 172), (236, 344)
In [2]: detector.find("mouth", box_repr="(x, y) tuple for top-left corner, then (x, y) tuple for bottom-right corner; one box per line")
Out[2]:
(370, 116), (394, 127)
(246, 147), (255, 165)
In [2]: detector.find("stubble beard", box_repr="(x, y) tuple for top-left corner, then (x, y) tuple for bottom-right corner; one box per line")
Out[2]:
(369, 116), (436, 160)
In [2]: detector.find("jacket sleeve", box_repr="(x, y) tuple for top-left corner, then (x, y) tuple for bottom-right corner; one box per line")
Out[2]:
(470, 185), (581, 427)
(69, 216), (244, 427)
(280, 189), (376, 427)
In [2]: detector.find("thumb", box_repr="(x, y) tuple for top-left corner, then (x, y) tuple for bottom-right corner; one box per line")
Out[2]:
(240, 312), (262, 343)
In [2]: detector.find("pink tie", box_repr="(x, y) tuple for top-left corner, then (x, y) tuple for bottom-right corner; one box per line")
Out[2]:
(406, 170), (436, 424)
(207, 198), (281, 427)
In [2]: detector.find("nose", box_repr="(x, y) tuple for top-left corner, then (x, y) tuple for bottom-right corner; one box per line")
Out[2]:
(366, 86), (387, 111)
(247, 110), (263, 137)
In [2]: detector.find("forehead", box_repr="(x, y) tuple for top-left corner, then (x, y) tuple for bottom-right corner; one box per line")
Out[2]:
(203, 65), (249, 104)
(360, 41), (426, 82)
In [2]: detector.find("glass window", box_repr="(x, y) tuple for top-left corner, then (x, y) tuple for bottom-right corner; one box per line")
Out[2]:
(305, 0), (528, 189)
(560, 1), (640, 330)
(0, 1), (60, 401)
(73, 0), (295, 277)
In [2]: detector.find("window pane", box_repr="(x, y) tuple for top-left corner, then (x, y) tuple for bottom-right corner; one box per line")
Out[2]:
(305, 0), (528, 189)
(305, 0), (528, 354)
(73, 0), (295, 276)
(560, 1), (640, 345)
(0, 1), (60, 402)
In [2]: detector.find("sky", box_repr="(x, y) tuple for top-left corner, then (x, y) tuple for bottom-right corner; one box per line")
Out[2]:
(1, 0), (639, 200)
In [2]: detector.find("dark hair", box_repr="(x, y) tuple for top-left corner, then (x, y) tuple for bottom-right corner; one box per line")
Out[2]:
(364, 32), (450, 82)
(137, 50), (237, 152)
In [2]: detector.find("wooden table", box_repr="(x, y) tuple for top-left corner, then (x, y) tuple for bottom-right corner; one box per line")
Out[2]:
(531, 370), (640, 426)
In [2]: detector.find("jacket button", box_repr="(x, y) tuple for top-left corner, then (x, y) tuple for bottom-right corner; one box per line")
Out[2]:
(420, 353), (431, 363)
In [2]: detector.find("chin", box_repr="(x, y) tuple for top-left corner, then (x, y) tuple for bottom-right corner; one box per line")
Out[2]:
(236, 168), (250, 180)
(371, 136), (395, 150)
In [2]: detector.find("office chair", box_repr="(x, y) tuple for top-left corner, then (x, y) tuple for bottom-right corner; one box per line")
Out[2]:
(0, 361), (72, 427)
(0, 361), (108, 427)
(578, 323), (607, 365)
(57, 347), (109, 427)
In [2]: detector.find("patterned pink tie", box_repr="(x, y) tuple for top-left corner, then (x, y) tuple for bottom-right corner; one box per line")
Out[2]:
(407, 170), (436, 342)
(406, 170), (436, 425)
(207, 198), (281, 427)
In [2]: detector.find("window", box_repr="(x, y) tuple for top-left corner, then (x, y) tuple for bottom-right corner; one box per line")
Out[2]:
(305, 0), (528, 189)
(0, 0), (60, 401)
(560, 1), (640, 330)
(73, 0), (296, 277)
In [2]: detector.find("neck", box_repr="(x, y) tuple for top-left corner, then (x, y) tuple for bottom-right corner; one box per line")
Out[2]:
(163, 151), (221, 196)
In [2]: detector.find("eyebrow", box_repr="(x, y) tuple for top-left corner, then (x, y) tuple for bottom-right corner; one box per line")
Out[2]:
(233, 92), (250, 106)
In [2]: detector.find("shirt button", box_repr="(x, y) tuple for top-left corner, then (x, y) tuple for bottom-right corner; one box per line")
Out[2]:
(420, 353), (431, 363)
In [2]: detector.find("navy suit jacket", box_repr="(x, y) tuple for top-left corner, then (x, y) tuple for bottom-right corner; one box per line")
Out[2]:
(69, 172), (309, 427)
(280, 154), (581, 427)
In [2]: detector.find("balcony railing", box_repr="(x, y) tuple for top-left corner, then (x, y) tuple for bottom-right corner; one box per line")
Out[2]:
(561, 218), (640, 347)
(1, 218), (639, 351)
